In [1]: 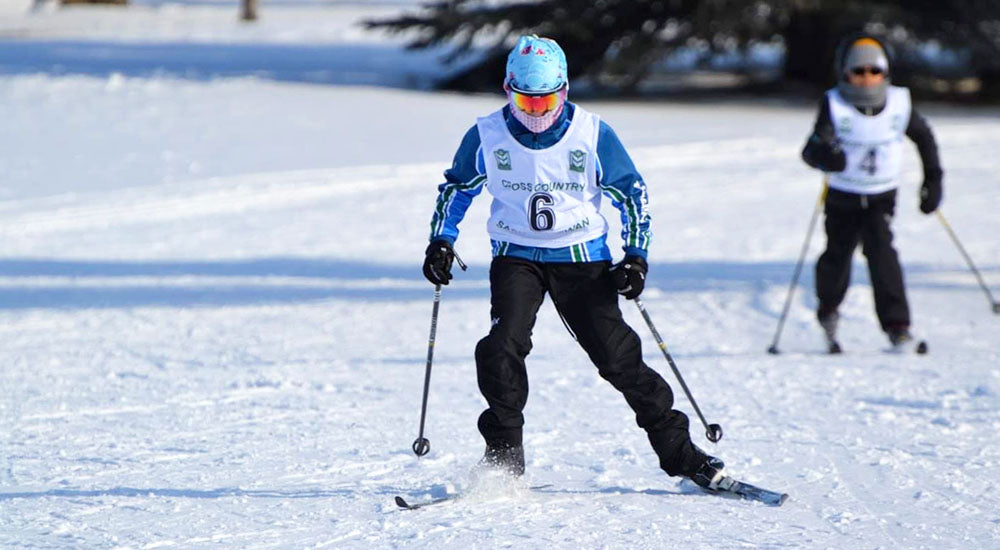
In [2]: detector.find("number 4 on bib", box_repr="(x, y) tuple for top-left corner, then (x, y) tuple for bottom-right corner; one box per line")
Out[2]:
(859, 147), (878, 175)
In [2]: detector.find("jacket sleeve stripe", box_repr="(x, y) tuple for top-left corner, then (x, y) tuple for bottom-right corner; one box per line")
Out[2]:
(600, 182), (648, 251)
(430, 174), (487, 239)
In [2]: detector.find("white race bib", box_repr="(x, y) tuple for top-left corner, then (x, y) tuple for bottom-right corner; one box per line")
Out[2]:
(827, 86), (911, 195)
(476, 106), (608, 248)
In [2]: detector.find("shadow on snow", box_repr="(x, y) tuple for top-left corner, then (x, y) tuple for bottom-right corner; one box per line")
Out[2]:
(0, 40), (469, 89)
(0, 257), (994, 310)
(0, 485), (406, 501)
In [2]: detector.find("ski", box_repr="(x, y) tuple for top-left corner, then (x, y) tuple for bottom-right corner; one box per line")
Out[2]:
(709, 475), (789, 507)
(394, 484), (553, 511)
(395, 480), (787, 509)
(825, 339), (929, 355)
(394, 495), (455, 510)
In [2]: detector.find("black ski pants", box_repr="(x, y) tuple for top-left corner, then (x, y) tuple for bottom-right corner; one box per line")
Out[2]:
(475, 256), (693, 475)
(815, 188), (910, 331)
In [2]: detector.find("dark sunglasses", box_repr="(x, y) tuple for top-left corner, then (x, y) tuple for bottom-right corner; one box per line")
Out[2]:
(850, 66), (884, 76)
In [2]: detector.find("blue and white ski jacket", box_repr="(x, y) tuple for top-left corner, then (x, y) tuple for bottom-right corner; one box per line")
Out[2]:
(429, 102), (651, 262)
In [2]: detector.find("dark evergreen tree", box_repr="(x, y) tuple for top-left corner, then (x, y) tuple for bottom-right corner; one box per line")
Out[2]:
(365, 0), (1000, 100)
(365, 0), (786, 93)
(893, 0), (1000, 99)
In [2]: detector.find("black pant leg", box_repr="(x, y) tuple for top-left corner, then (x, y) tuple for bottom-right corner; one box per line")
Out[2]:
(860, 193), (910, 331)
(816, 198), (862, 316)
(545, 262), (692, 474)
(475, 257), (546, 448)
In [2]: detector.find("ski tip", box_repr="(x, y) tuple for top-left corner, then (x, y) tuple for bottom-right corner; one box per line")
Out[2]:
(777, 493), (790, 507)
(916, 340), (928, 355)
(394, 496), (412, 509)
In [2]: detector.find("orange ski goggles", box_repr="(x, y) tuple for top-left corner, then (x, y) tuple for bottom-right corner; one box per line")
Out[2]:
(510, 87), (565, 116)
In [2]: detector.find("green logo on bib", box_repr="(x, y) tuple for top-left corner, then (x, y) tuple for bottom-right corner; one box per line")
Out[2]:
(891, 114), (904, 131)
(494, 149), (511, 171)
(838, 117), (852, 134)
(569, 149), (587, 173)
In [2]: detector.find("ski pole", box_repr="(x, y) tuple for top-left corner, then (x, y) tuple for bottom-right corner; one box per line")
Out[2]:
(634, 298), (723, 443)
(412, 250), (467, 457)
(412, 284), (441, 457)
(767, 182), (828, 354)
(936, 210), (1000, 314)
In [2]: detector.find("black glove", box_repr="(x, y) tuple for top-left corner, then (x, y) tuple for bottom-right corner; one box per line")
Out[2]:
(801, 133), (846, 172)
(611, 255), (648, 300)
(422, 240), (455, 285)
(919, 179), (942, 214)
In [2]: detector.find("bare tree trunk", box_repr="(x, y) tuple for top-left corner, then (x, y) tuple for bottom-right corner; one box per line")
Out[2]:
(241, 0), (258, 22)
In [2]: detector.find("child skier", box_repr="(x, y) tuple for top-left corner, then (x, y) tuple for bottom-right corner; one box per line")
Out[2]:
(421, 35), (725, 489)
(801, 34), (944, 352)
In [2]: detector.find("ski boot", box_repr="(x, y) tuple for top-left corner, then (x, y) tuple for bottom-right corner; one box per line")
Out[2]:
(678, 442), (725, 490)
(887, 324), (927, 354)
(479, 443), (525, 476)
(818, 310), (842, 354)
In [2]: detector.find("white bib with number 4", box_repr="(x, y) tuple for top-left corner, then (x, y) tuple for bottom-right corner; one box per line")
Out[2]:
(827, 86), (911, 195)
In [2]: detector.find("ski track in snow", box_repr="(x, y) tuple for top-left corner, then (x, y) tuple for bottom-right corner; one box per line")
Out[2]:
(1, 77), (999, 550)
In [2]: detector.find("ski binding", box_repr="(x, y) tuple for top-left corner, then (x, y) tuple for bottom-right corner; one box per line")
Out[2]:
(707, 475), (789, 507)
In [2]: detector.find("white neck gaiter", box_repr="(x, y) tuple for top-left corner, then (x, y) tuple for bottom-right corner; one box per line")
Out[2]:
(508, 89), (568, 133)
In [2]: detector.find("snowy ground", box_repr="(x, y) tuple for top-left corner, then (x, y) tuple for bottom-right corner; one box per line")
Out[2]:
(0, 0), (477, 90)
(2, 2), (1000, 549)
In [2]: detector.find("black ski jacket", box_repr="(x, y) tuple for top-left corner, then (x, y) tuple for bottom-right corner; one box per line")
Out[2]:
(801, 96), (944, 197)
